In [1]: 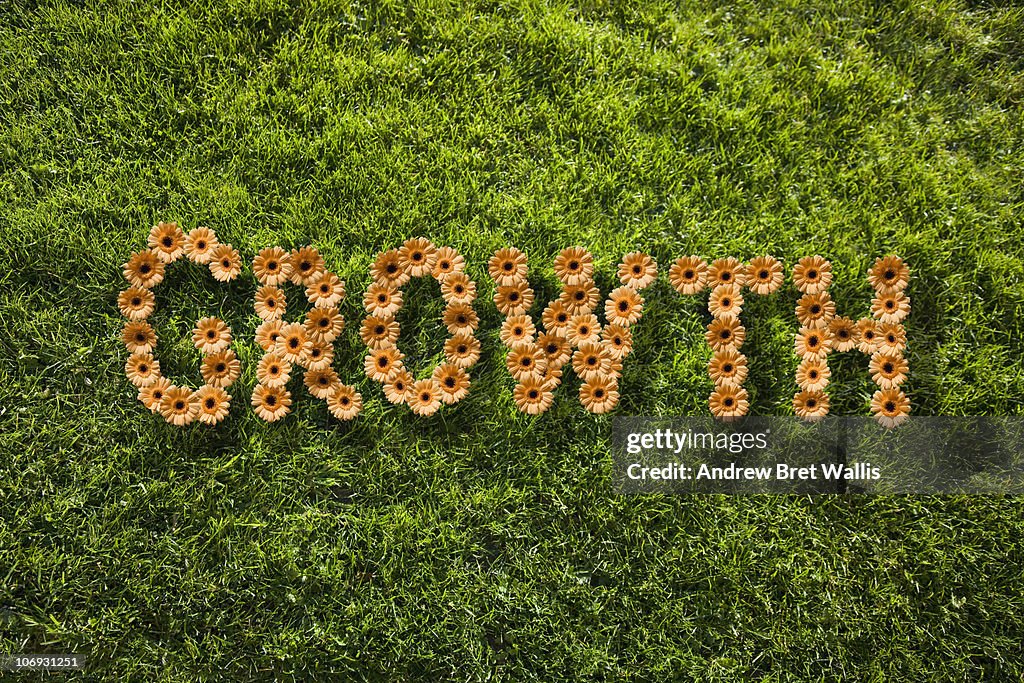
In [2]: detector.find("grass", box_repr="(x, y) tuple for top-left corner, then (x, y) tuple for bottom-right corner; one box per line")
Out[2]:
(2, 0), (1023, 678)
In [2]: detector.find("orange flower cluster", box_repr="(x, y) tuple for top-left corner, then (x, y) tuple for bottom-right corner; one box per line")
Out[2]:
(120, 223), (239, 426)
(252, 245), (362, 422)
(361, 239), (477, 416)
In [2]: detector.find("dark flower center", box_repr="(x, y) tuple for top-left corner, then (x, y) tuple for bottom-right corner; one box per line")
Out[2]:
(138, 364), (148, 373)
(375, 325), (385, 335)
(267, 260), (277, 270)
(387, 264), (398, 274)
(618, 301), (629, 312)
(865, 331), (875, 340)
(887, 334), (897, 343)
(318, 377), (328, 386)
(884, 269), (895, 280)
(341, 397), (350, 406)
(444, 377), (455, 388)
(153, 390), (163, 399)
(806, 399), (817, 408)
(267, 298), (276, 307)
(440, 260), (451, 270)
(455, 285), (464, 294)
(684, 269), (694, 279)
(724, 397), (734, 407)
(266, 395), (277, 406)
(720, 272), (731, 281)
(197, 240), (207, 250)
(883, 362), (894, 373)
(207, 330), (216, 339)
(546, 344), (557, 354)
(175, 400), (185, 410)
(809, 370), (818, 379)
(586, 356), (597, 366)
(140, 264), (151, 274)
(131, 297), (141, 306)
(807, 269), (818, 279)
(162, 236), (173, 247)
(885, 300), (895, 309)
(574, 292), (584, 302)
(613, 337), (622, 346)
(503, 261), (513, 271)
(378, 357), (388, 368)
(633, 265), (642, 274)
(521, 358), (533, 367)
(809, 335), (819, 347)
(569, 260), (579, 270)
(378, 294), (387, 303)
(300, 261), (312, 272)
(508, 292), (520, 303)
(838, 330), (849, 339)
(720, 330), (731, 340)
(721, 298), (731, 308)
(457, 345), (467, 354)
(594, 389), (605, 398)
(205, 398), (216, 409)
(136, 333), (146, 342)
(810, 305), (821, 315)
(557, 313), (568, 323)
(513, 327), (523, 336)
(411, 251), (423, 262)
(319, 318), (329, 328)
(579, 325), (590, 335)
(320, 284), (329, 294)
(759, 269), (769, 279)
(885, 401), (896, 412)
(289, 338), (299, 349)
(457, 315), (467, 324)
(216, 363), (226, 373)
(723, 363), (733, 373)
(221, 259), (231, 268)
(528, 389), (539, 399)
(421, 392), (431, 402)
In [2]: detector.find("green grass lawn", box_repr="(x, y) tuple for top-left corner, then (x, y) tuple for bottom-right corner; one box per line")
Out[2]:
(2, 0), (1024, 679)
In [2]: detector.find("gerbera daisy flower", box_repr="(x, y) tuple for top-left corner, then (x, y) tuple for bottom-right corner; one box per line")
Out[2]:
(871, 290), (911, 324)
(708, 257), (748, 288)
(399, 237), (437, 277)
(869, 352), (908, 389)
(856, 318), (879, 354)
(553, 247), (593, 286)
(537, 332), (572, 369)
(255, 319), (284, 351)
(876, 323), (907, 356)
(432, 246), (465, 281)
(122, 321), (157, 354)
(605, 287), (644, 326)
(254, 285), (286, 321)
(363, 283), (403, 318)
(125, 352), (160, 387)
(383, 369), (414, 404)
(443, 302), (479, 336)
(201, 349), (241, 388)
(793, 389), (829, 421)
(506, 343), (548, 381)
(364, 346), (405, 381)
(408, 379), (443, 416)
(192, 317), (232, 354)
(501, 315), (536, 347)
(543, 367), (563, 390)
(706, 318), (746, 352)
(796, 291), (835, 329)
(306, 272), (345, 308)
(868, 256), (910, 293)
(708, 349), (748, 388)
(580, 375), (619, 414)
(572, 342), (612, 382)
(148, 221), (185, 263)
(618, 252), (658, 289)
(514, 376), (554, 414)
(494, 282), (534, 316)
(289, 246), (325, 285)
(542, 301), (572, 336)
(194, 385), (231, 425)
(251, 384), (291, 422)
(601, 324), (633, 359)
(327, 384), (362, 420)
(443, 334), (481, 368)
(792, 256), (832, 294)
(160, 386), (198, 426)
(871, 388), (911, 428)
(209, 244), (242, 282)
(122, 250), (165, 289)
(559, 282), (600, 315)
(488, 247), (528, 286)
(138, 377), (173, 413)
(433, 364), (471, 404)
(360, 315), (401, 349)
(253, 247), (293, 286)
(257, 352), (291, 388)
(275, 322), (311, 364)
(746, 255), (783, 295)
(301, 340), (334, 371)
(829, 316), (860, 353)
(567, 313), (602, 347)
(710, 385), (749, 420)
(304, 367), (340, 399)
(118, 287), (156, 321)
(668, 256), (707, 295)
(708, 284), (743, 321)
(305, 306), (344, 343)
(794, 326), (831, 360)
(370, 249), (410, 287)
(184, 227), (219, 264)
(796, 357), (831, 392)
(440, 272), (476, 304)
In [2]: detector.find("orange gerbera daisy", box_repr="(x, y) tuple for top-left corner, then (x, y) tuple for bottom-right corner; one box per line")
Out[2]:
(572, 342), (612, 382)
(488, 247), (528, 286)
(160, 386), (198, 426)
(706, 318), (746, 352)
(709, 385), (749, 420)
(327, 384), (362, 420)
(501, 315), (536, 347)
(192, 317), (232, 354)
(125, 352), (160, 387)
(580, 375), (619, 414)
(708, 257), (748, 288)
(306, 272), (345, 308)
(559, 282), (600, 315)
(537, 332), (572, 369)
(668, 256), (707, 295)
(618, 252), (658, 289)
(796, 291), (835, 329)
(793, 389), (829, 421)
(506, 343), (548, 381)
(542, 301), (572, 336)
(305, 306), (344, 343)
(399, 237), (437, 277)
(432, 246), (465, 281)
(433, 364), (471, 404)
(869, 352), (908, 389)
(708, 349), (748, 388)
(601, 324), (633, 359)
(494, 282), (534, 316)
(254, 285), (286, 320)
(443, 334), (481, 368)
(275, 322), (311, 364)
(364, 346), (405, 381)
(796, 357), (831, 391)
(118, 287), (156, 321)
(871, 388), (911, 428)
(304, 367), (340, 399)
(255, 319), (284, 352)
(122, 250), (165, 289)
(122, 321), (157, 354)
(868, 256), (909, 293)
(252, 246), (292, 285)
(708, 284), (743, 321)
(201, 349), (241, 388)
(370, 249), (410, 287)
(794, 326), (831, 360)
(792, 256), (832, 294)
(440, 272), (476, 304)
(251, 384), (291, 422)
(209, 244), (242, 282)
(514, 375), (554, 414)
(871, 290), (911, 324)
(408, 379), (443, 416)
(746, 255), (783, 295)
(194, 385), (231, 425)
(363, 283), (403, 318)
(605, 287), (644, 326)
(443, 302), (479, 335)
(553, 247), (594, 286)
(383, 369), (414, 404)
(856, 318), (879, 354)
(302, 340), (334, 371)
(567, 313), (602, 347)
(360, 315), (401, 349)
(876, 323), (907, 356)
(184, 227), (219, 264)
(148, 222), (185, 263)
(289, 246), (325, 285)
(256, 352), (291, 387)
(829, 316), (860, 353)
(138, 376), (173, 412)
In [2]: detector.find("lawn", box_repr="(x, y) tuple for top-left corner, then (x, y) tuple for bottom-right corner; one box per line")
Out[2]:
(1, 0), (1023, 679)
